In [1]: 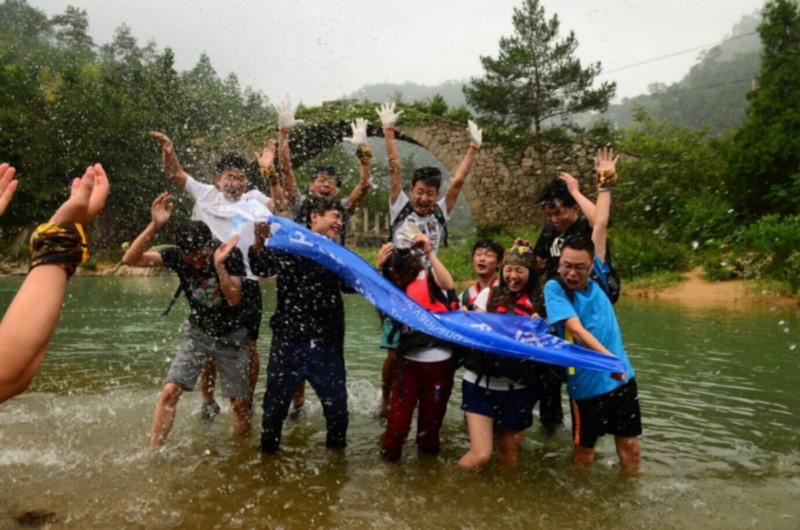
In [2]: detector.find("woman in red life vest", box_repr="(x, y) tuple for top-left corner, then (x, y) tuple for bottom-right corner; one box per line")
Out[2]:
(458, 243), (543, 468)
(376, 234), (458, 462)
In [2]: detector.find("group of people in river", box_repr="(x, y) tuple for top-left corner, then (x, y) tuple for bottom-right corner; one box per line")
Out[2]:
(0, 100), (641, 472)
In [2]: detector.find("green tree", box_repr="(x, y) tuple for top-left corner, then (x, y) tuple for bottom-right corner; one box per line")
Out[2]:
(726, 0), (800, 216)
(463, 0), (615, 141)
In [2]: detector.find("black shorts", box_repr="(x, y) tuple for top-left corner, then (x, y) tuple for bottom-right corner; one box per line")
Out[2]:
(570, 378), (641, 449)
(241, 279), (263, 341)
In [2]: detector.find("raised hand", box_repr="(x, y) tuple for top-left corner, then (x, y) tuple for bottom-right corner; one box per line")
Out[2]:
(214, 235), (240, 268)
(594, 147), (618, 174)
(252, 221), (272, 250)
(255, 140), (277, 167)
(148, 131), (184, 179)
(344, 118), (369, 145)
(559, 172), (580, 195)
(275, 98), (304, 130)
(375, 102), (403, 128)
(150, 192), (173, 228)
(0, 163), (19, 216)
(413, 233), (432, 255)
(49, 164), (110, 225)
(467, 120), (482, 148)
(375, 242), (394, 270)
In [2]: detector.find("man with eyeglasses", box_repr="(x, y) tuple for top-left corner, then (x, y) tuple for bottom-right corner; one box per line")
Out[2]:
(543, 149), (641, 473)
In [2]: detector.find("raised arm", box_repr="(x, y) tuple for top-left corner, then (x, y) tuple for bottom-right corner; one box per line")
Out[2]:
(343, 118), (373, 214)
(213, 236), (243, 306)
(275, 99), (304, 206)
(560, 172), (597, 225)
(0, 163), (19, 216)
(415, 233), (454, 290)
(122, 192), (172, 268)
(592, 148), (618, 264)
(444, 120), (481, 214)
(0, 163), (109, 403)
(255, 140), (288, 216)
(148, 131), (188, 189)
(376, 102), (404, 205)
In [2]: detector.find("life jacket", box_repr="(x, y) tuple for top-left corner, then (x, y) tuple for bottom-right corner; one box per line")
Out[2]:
(462, 286), (540, 387)
(459, 277), (500, 310)
(391, 270), (459, 358)
(388, 201), (448, 248)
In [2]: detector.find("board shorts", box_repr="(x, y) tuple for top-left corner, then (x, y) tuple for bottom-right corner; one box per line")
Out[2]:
(461, 379), (538, 433)
(570, 378), (642, 448)
(166, 326), (249, 399)
(380, 317), (400, 350)
(241, 279), (262, 342)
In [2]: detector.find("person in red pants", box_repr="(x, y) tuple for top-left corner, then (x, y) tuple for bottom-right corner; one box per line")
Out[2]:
(375, 234), (459, 462)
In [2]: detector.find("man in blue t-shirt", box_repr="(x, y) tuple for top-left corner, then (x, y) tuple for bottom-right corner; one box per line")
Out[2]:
(543, 148), (641, 473)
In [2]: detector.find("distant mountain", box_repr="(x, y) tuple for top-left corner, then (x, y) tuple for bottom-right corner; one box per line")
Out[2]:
(344, 80), (468, 107)
(601, 12), (761, 132)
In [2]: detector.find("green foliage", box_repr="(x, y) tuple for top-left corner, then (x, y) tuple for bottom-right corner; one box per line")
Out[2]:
(464, 0), (615, 139)
(0, 0), (275, 248)
(428, 94), (448, 116)
(726, 0), (800, 216)
(616, 111), (737, 243)
(608, 227), (692, 277)
(738, 214), (800, 288)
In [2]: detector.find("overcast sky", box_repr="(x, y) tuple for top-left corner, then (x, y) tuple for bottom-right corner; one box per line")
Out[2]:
(28, 0), (765, 106)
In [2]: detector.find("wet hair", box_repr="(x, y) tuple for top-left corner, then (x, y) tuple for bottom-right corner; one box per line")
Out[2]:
(538, 178), (577, 209)
(411, 167), (442, 191)
(472, 238), (504, 260)
(215, 153), (248, 174)
(309, 196), (345, 217)
(381, 248), (424, 290)
(176, 221), (214, 254)
(313, 166), (342, 188)
(562, 234), (595, 257)
(489, 259), (541, 313)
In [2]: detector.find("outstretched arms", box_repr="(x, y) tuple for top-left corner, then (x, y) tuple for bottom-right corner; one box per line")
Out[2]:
(377, 102), (404, 205)
(255, 140), (288, 216)
(591, 148), (617, 263)
(0, 164), (110, 403)
(343, 118), (373, 214)
(560, 172), (596, 225)
(122, 192), (172, 268)
(149, 131), (188, 189)
(443, 120), (481, 214)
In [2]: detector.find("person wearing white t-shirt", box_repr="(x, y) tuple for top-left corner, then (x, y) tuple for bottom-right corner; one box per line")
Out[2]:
(149, 131), (286, 416)
(376, 101), (482, 257)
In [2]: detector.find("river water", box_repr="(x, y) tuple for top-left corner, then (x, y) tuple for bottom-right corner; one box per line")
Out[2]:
(0, 277), (798, 529)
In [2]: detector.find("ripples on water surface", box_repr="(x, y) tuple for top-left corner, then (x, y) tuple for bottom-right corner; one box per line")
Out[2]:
(0, 277), (798, 529)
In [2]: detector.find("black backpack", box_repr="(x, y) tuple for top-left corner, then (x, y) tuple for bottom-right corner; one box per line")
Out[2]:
(388, 201), (448, 247)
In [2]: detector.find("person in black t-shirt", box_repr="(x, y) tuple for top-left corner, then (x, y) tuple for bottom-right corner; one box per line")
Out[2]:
(249, 197), (355, 454)
(122, 193), (249, 448)
(533, 177), (593, 434)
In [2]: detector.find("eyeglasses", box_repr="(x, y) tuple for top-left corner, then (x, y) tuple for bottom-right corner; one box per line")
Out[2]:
(558, 262), (590, 273)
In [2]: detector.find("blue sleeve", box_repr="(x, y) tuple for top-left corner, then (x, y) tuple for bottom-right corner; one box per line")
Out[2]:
(543, 279), (577, 326)
(593, 254), (609, 284)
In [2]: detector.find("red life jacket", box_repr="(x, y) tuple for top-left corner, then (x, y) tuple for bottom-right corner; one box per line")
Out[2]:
(488, 287), (536, 316)
(460, 277), (500, 308)
(405, 271), (459, 313)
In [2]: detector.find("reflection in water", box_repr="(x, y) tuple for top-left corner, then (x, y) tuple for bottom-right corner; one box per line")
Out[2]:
(0, 277), (798, 528)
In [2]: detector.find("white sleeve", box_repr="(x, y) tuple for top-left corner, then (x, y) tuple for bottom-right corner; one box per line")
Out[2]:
(437, 196), (450, 221)
(184, 175), (218, 204)
(473, 288), (491, 311)
(390, 190), (409, 223)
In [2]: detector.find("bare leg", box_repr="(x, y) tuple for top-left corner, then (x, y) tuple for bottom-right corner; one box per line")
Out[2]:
(199, 359), (216, 404)
(496, 428), (522, 468)
(572, 444), (596, 468)
(247, 340), (259, 406)
(379, 349), (397, 417)
(457, 412), (494, 469)
(230, 398), (251, 436)
(149, 383), (183, 448)
(615, 436), (641, 473)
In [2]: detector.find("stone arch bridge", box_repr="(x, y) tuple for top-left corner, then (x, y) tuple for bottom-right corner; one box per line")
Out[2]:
(197, 101), (599, 232)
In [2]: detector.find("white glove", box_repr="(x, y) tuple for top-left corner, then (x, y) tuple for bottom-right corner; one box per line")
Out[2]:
(274, 97), (304, 130)
(344, 118), (369, 145)
(467, 120), (482, 148)
(375, 102), (403, 128)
